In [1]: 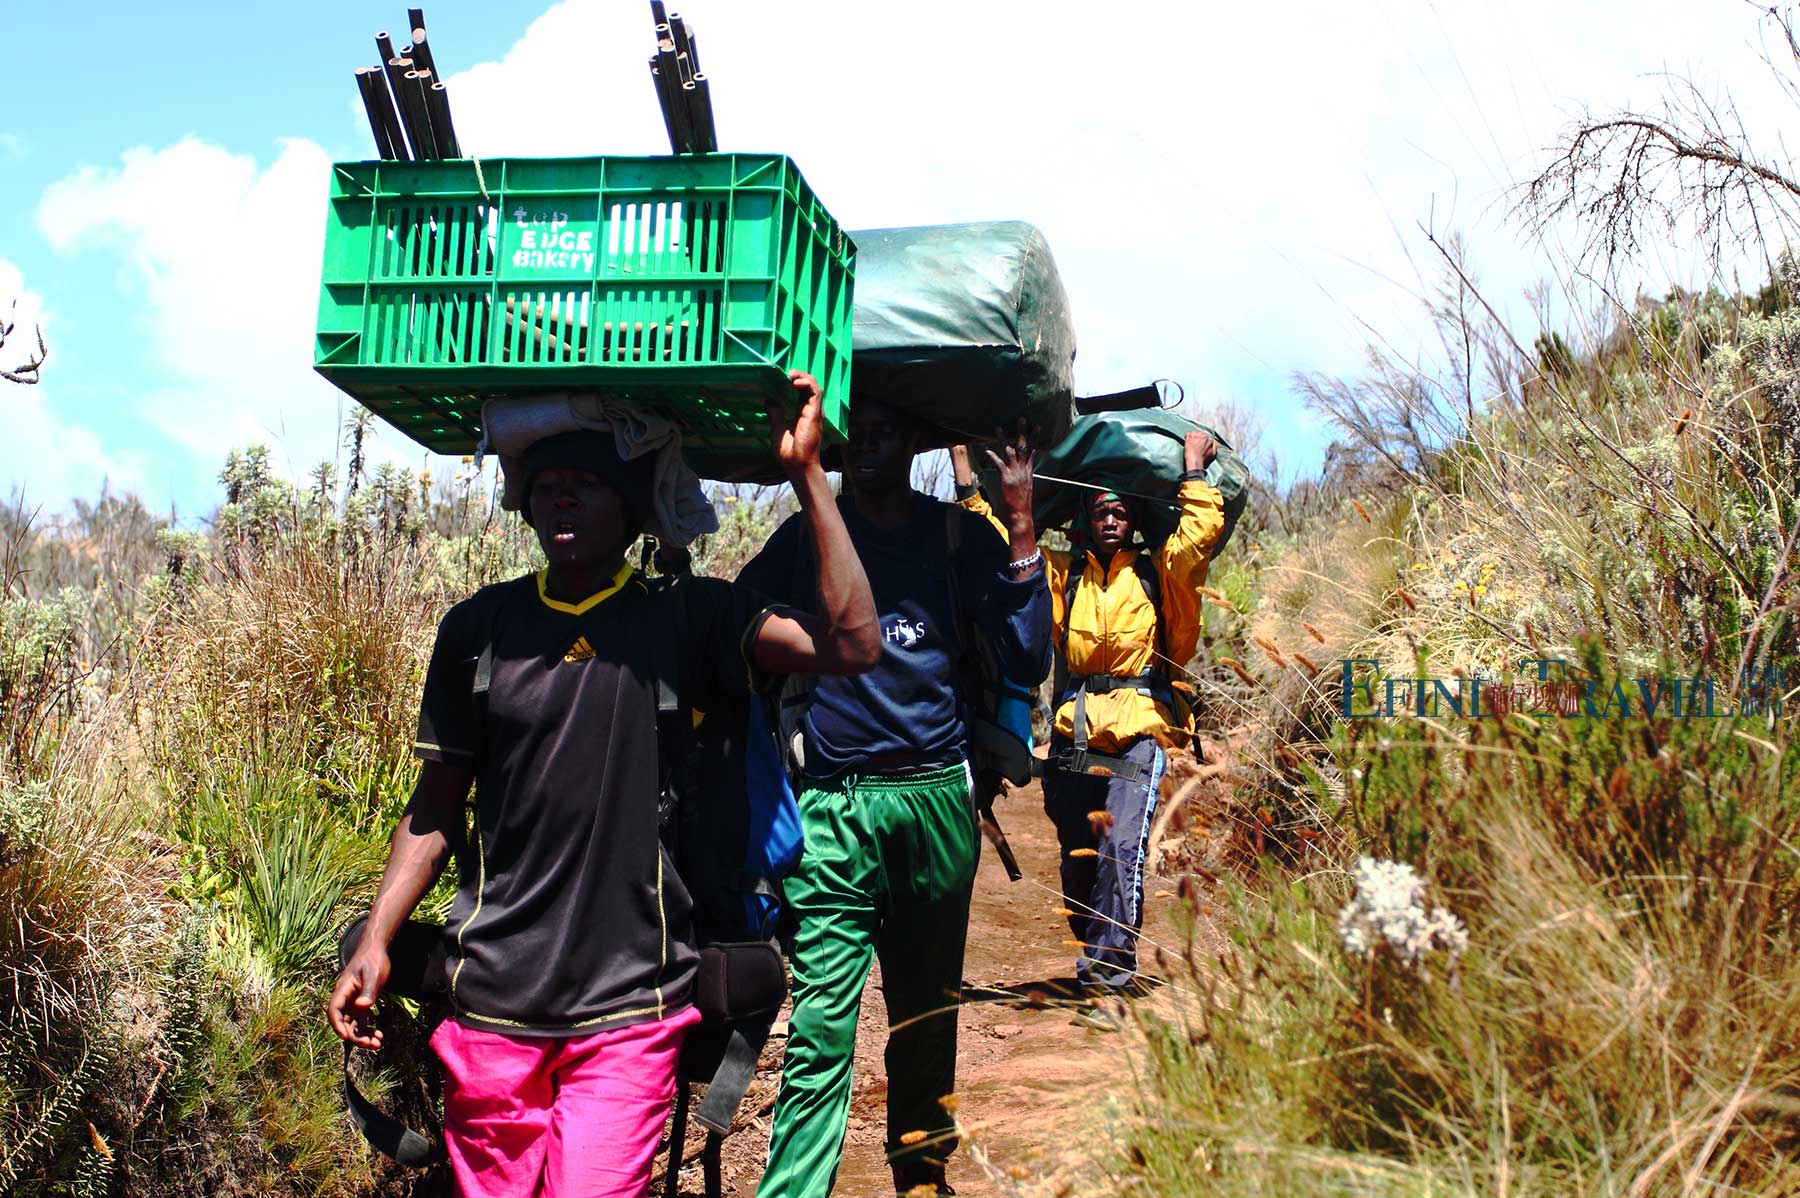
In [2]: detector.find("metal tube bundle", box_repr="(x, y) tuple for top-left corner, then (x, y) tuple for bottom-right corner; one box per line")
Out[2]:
(646, 5), (717, 153)
(357, 4), (721, 160)
(352, 8), (464, 161)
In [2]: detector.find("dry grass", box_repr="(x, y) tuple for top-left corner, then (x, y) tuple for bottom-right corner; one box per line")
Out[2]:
(1081, 237), (1800, 1196)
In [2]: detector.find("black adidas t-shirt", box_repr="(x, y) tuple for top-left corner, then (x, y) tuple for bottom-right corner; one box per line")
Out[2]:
(415, 566), (776, 1036)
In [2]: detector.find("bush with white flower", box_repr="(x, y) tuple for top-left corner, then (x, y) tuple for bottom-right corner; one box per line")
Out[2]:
(1337, 856), (1468, 972)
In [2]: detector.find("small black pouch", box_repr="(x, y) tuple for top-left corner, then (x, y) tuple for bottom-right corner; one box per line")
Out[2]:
(338, 915), (450, 1002)
(693, 939), (787, 1023)
(336, 917), (450, 1168)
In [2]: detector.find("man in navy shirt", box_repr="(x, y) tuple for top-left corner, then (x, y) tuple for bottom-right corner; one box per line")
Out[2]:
(740, 401), (1051, 1197)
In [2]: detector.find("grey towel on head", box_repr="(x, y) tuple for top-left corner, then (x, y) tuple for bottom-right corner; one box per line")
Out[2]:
(483, 394), (719, 546)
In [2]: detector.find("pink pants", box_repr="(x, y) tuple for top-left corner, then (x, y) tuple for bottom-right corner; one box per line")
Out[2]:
(430, 1006), (700, 1198)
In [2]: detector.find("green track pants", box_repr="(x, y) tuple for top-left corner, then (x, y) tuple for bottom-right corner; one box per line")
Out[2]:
(759, 761), (979, 1198)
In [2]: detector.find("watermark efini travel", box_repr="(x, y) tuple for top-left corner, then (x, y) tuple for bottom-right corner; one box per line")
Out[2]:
(1339, 658), (1787, 720)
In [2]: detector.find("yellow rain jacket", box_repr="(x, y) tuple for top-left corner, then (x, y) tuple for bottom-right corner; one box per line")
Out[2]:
(960, 478), (1226, 752)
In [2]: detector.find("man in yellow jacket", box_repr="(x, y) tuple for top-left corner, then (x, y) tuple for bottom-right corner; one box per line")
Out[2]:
(953, 430), (1225, 1002)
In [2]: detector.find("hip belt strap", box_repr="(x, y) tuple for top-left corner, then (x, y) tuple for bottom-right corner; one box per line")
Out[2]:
(1061, 669), (1166, 784)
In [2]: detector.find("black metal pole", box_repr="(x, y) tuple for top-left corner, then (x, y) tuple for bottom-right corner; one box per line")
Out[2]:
(406, 69), (442, 160)
(375, 68), (409, 160)
(410, 27), (438, 78)
(668, 12), (694, 66)
(656, 43), (695, 152)
(355, 68), (396, 159)
(691, 74), (717, 152)
(683, 25), (701, 74)
(366, 44), (409, 160)
(681, 80), (710, 153)
(649, 58), (683, 154)
(427, 81), (461, 158)
(668, 14), (698, 85)
(383, 55), (419, 159)
(390, 58), (434, 160)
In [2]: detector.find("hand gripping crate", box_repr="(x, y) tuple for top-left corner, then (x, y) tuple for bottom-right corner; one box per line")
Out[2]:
(313, 154), (854, 480)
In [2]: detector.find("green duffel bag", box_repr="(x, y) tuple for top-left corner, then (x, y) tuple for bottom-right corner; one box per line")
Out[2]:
(1032, 405), (1251, 553)
(847, 221), (1076, 448)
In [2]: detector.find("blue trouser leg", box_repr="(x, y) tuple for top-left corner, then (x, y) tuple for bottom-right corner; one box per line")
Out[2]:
(1043, 737), (1165, 989)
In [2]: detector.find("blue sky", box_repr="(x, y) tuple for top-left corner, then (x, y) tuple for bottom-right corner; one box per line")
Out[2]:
(3, 1), (1792, 520)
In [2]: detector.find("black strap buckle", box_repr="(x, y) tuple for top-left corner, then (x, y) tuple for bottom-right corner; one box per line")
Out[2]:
(1053, 746), (1151, 784)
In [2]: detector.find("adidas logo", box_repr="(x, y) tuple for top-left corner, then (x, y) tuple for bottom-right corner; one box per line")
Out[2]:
(563, 636), (596, 663)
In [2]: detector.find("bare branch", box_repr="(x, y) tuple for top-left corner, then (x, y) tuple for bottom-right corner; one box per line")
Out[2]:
(1520, 27), (1800, 279)
(0, 299), (47, 386)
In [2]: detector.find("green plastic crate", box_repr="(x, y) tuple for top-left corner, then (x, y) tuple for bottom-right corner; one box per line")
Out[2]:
(313, 153), (855, 479)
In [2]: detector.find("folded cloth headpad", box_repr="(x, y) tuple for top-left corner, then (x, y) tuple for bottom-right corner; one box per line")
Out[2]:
(482, 394), (720, 547)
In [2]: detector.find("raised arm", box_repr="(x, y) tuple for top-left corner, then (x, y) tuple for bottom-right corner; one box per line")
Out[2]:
(1161, 430), (1227, 587)
(963, 425), (1051, 684)
(327, 759), (471, 1047)
(973, 423), (1042, 584)
(949, 444), (1010, 541)
(750, 372), (881, 676)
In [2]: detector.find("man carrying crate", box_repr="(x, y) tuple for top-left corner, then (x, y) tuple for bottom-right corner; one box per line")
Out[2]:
(738, 400), (1051, 1198)
(327, 374), (879, 1198)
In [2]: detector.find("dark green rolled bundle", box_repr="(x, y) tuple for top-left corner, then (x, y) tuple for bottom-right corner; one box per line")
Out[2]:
(1032, 407), (1250, 552)
(847, 221), (1076, 448)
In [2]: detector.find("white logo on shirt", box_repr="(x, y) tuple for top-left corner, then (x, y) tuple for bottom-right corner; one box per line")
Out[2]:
(885, 617), (926, 649)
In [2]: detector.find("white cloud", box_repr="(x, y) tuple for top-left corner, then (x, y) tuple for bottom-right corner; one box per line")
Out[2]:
(25, 0), (1800, 510)
(436, 0), (1792, 424)
(0, 258), (150, 506)
(36, 137), (424, 489)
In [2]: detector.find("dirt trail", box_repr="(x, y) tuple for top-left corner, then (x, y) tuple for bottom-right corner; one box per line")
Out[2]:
(659, 742), (1234, 1197)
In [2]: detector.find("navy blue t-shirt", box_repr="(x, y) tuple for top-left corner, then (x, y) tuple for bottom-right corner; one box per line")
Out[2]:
(737, 493), (1051, 776)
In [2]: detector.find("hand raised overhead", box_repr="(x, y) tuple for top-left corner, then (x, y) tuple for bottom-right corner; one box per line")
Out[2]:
(769, 371), (827, 480)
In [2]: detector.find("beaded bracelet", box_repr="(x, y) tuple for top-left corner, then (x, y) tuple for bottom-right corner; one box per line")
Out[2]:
(1008, 550), (1044, 573)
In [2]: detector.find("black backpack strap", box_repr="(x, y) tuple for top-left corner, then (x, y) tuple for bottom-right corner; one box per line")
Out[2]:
(942, 504), (971, 672)
(469, 584), (508, 722)
(776, 520), (821, 774)
(650, 577), (766, 1170)
(650, 576), (690, 723)
(941, 506), (1007, 745)
(1062, 553), (1084, 631)
(1061, 556), (1096, 751)
(695, 1021), (770, 1134)
(343, 1042), (446, 1167)
(662, 1083), (727, 1198)
(648, 576), (693, 836)
(464, 588), (516, 867)
(337, 916), (448, 1167)
(664, 1082), (692, 1198)
(472, 643), (494, 706)
(703, 1133), (724, 1198)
